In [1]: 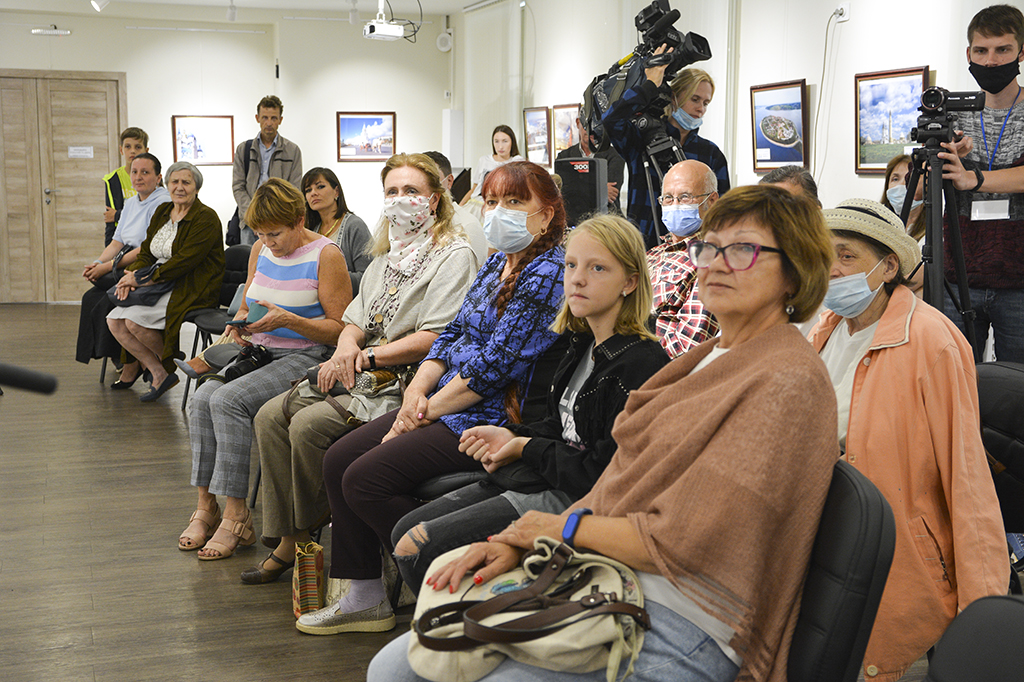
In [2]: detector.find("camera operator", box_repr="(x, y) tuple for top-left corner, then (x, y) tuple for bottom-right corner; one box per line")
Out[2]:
(603, 44), (730, 249)
(937, 4), (1024, 363)
(555, 106), (625, 213)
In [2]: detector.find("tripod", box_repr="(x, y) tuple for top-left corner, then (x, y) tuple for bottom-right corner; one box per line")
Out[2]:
(904, 140), (979, 357)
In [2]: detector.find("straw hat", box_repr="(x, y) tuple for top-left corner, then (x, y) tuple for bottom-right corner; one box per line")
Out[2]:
(822, 198), (922, 277)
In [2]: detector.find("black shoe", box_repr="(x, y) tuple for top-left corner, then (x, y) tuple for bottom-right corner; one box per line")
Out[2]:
(140, 373), (179, 403)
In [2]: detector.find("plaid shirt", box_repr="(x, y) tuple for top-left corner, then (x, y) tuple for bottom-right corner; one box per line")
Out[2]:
(603, 79), (731, 249)
(647, 236), (719, 358)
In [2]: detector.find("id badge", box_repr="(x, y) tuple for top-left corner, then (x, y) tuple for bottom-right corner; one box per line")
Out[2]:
(971, 199), (1010, 221)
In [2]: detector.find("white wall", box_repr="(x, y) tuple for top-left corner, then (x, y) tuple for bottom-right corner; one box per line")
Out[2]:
(1, 0), (1011, 225)
(0, 1), (452, 230)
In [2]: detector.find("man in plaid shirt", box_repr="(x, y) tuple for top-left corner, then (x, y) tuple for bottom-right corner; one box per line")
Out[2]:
(647, 160), (720, 358)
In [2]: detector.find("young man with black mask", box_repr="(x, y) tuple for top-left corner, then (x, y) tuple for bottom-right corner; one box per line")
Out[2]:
(938, 4), (1024, 362)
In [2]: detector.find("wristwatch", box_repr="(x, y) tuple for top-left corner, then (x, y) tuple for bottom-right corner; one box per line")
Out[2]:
(367, 347), (377, 370)
(561, 508), (592, 549)
(971, 167), (985, 192)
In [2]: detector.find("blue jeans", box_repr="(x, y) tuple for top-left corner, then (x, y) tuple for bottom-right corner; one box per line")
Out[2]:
(943, 285), (1024, 363)
(367, 601), (740, 682)
(391, 481), (517, 592)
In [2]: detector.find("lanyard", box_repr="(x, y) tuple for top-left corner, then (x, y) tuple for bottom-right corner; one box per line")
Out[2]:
(980, 86), (1022, 171)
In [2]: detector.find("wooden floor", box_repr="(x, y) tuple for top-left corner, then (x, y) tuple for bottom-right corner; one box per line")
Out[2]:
(0, 303), (406, 682)
(0, 303), (942, 681)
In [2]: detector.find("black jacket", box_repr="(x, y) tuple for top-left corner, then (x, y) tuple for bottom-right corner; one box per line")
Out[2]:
(505, 331), (669, 499)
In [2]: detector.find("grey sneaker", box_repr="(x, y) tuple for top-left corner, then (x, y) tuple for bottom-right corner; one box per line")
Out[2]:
(295, 599), (396, 635)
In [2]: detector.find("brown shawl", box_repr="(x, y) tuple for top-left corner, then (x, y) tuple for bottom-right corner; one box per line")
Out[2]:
(577, 324), (838, 681)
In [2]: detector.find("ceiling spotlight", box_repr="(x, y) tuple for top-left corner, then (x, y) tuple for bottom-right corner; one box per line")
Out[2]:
(32, 25), (72, 36)
(348, 0), (359, 25)
(226, 2), (237, 21)
(91, 0), (109, 11)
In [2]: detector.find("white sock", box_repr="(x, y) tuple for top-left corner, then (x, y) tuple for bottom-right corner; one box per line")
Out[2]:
(336, 577), (385, 613)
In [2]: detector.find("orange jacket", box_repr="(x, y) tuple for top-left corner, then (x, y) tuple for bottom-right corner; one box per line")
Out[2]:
(809, 286), (1007, 681)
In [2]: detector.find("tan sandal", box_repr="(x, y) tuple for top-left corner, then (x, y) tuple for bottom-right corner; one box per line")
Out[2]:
(197, 509), (256, 561)
(178, 504), (222, 551)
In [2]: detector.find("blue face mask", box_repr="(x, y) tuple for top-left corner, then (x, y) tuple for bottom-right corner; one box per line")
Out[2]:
(483, 205), (538, 253)
(886, 185), (922, 218)
(672, 107), (702, 131)
(661, 203), (703, 238)
(823, 259), (884, 318)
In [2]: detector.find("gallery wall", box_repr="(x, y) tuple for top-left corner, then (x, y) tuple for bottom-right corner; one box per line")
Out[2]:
(0, 0), (1012, 239)
(0, 0), (453, 231)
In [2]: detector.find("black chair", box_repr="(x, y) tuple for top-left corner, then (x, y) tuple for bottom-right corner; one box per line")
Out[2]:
(788, 459), (896, 682)
(179, 244), (250, 410)
(977, 362), (1024, 533)
(923, 594), (1024, 681)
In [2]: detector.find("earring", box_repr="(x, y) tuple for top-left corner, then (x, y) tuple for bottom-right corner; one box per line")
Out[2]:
(622, 291), (628, 298)
(785, 303), (795, 316)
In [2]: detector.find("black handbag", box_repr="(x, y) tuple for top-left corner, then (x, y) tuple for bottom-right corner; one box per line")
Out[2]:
(106, 264), (175, 307)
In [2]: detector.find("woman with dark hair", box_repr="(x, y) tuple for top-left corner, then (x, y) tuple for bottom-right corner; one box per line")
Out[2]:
(880, 154), (926, 242)
(296, 161), (566, 635)
(302, 167), (371, 293)
(461, 124), (524, 210)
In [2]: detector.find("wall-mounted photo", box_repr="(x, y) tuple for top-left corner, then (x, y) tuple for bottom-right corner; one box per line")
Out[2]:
(552, 104), (580, 157)
(750, 80), (807, 172)
(855, 66), (929, 174)
(523, 106), (552, 169)
(337, 112), (395, 162)
(171, 115), (234, 165)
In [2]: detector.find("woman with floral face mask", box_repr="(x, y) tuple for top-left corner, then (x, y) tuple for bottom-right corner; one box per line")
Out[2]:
(809, 198), (1007, 681)
(240, 154), (479, 584)
(297, 161), (567, 635)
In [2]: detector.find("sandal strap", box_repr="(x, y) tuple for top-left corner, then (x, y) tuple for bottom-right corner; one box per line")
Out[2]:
(189, 506), (221, 531)
(219, 515), (255, 543)
(265, 552), (292, 568)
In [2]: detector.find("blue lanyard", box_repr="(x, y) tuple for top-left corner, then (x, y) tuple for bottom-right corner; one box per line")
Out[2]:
(980, 86), (1021, 171)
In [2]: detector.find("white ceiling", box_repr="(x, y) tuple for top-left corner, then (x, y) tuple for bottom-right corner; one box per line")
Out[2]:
(120, 0), (472, 14)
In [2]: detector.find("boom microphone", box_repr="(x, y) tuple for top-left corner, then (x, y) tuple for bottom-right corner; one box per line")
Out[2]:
(0, 362), (58, 394)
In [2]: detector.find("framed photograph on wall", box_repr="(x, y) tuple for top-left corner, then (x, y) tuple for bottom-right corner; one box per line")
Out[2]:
(552, 103), (580, 157)
(337, 112), (395, 161)
(523, 106), (552, 168)
(750, 80), (807, 172)
(855, 66), (929, 174)
(171, 115), (234, 165)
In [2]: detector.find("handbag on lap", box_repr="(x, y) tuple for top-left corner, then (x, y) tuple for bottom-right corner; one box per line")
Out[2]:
(408, 536), (649, 682)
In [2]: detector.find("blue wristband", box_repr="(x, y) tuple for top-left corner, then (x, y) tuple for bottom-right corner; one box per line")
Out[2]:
(561, 508), (593, 549)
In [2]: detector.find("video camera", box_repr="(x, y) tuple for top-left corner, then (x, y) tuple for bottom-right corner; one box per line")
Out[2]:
(582, 0), (710, 149)
(911, 86), (986, 146)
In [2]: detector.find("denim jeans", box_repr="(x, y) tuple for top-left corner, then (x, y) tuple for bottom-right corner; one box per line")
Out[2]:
(943, 285), (1024, 363)
(391, 481), (518, 592)
(366, 600), (740, 682)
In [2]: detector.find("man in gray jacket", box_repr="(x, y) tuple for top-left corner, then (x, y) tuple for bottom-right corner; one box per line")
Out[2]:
(232, 95), (303, 245)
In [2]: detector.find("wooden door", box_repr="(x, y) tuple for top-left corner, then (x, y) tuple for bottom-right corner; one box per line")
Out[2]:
(0, 70), (126, 302)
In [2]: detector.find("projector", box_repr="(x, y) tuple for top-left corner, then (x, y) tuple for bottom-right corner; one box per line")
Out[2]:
(363, 19), (404, 40)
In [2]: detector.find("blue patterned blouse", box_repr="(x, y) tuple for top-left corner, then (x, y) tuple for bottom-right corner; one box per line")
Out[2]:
(424, 246), (566, 434)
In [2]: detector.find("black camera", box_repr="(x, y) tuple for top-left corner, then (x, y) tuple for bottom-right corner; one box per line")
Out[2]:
(634, 0), (712, 81)
(912, 87), (986, 146)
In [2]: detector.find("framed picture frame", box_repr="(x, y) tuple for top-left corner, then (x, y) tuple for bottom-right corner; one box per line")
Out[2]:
(855, 66), (929, 174)
(171, 115), (234, 165)
(523, 106), (552, 169)
(552, 103), (580, 158)
(749, 80), (808, 172)
(337, 112), (395, 161)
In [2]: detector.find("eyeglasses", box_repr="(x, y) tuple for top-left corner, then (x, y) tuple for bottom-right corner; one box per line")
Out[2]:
(658, 192), (712, 206)
(687, 240), (787, 271)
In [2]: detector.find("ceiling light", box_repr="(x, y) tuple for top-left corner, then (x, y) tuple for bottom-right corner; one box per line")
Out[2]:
(32, 25), (72, 36)
(91, 0), (109, 11)
(226, 2), (237, 22)
(349, 0), (359, 25)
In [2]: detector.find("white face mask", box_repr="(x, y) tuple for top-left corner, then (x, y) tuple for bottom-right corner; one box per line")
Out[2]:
(483, 205), (541, 253)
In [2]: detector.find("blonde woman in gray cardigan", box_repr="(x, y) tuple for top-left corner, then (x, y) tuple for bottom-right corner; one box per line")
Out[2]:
(369, 185), (838, 682)
(244, 153), (478, 585)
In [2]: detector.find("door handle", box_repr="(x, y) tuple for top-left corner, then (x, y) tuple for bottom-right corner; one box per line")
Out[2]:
(44, 187), (59, 204)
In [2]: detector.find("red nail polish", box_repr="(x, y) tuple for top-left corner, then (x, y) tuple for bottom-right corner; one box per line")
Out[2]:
(426, 577), (433, 585)
(486, 536), (493, 541)
(473, 575), (483, 585)
(449, 585), (455, 593)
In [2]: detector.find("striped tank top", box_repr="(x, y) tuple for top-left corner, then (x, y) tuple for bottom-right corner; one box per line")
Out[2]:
(246, 234), (337, 349)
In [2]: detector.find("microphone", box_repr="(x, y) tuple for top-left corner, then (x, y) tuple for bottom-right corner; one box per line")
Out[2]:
(0, 362), (58, 394)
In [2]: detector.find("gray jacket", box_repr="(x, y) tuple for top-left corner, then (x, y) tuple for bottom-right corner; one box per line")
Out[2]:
(232, 134), (303, 228)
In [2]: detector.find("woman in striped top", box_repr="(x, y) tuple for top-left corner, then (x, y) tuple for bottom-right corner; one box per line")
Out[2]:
(179, 178), (352, 561)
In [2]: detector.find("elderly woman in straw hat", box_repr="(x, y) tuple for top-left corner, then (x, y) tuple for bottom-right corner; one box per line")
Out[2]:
(808, 198), (1008, 682)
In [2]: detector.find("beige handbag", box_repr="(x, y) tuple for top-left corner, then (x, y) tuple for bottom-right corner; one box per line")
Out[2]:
(408, 537), (649, 682)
